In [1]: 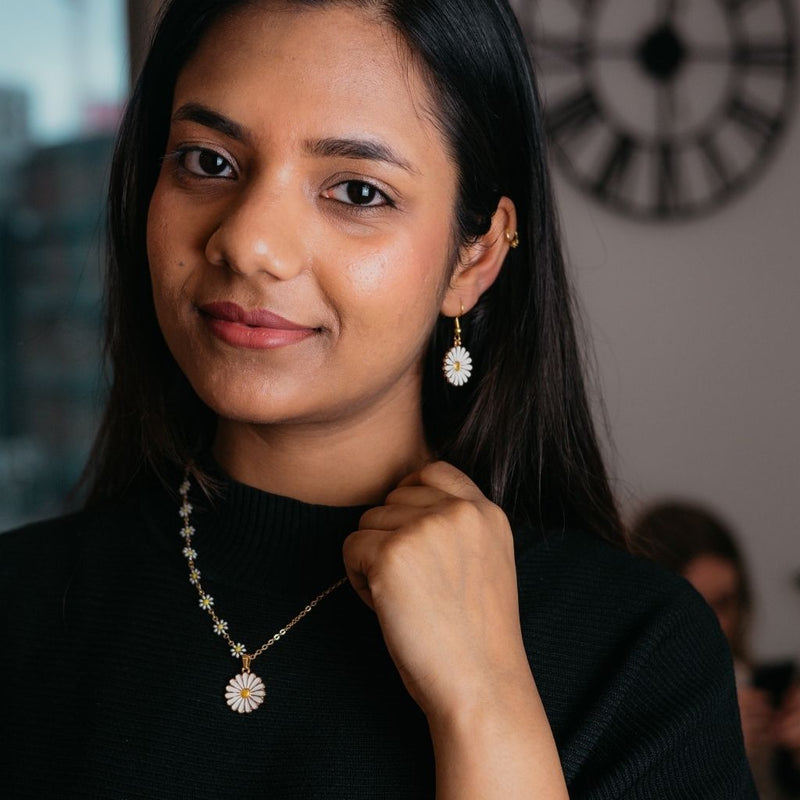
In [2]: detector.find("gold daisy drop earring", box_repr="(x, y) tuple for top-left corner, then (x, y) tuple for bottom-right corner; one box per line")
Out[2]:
(443, 306), (473, 387)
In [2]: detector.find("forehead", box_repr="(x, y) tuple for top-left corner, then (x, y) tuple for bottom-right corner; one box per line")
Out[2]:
(173, 3), (448, 164)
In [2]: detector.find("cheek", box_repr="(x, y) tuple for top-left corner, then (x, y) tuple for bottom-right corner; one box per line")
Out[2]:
(342, 228), (450, 303)
(335, 237), (448, 347)
(146, 192), (188, 311)
(344, 251), (391, 296)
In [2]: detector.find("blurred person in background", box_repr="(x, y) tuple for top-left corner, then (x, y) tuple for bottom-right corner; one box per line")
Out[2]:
(633, 501), (800, 798)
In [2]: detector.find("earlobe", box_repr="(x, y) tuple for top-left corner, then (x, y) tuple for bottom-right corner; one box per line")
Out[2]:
(440, 196), (518, 317)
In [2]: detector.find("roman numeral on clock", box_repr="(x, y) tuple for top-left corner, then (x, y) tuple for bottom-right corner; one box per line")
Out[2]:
(728, 96), (781, 147)
(697, 134), (732, 192)
(655, 143), (683, 216)
(546, 90), (601, 142)
(733, 41), (795, 71)
(593, 133), (637, 199)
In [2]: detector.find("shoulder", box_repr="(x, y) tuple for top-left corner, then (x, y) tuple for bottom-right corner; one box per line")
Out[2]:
(514, 526), (718, 659)
(515, 527), (757, 798)
(0, 497), (144, 615)
(515, 525), (702, 626)
(1, 502), (124, 566)
(0, 511), (92, 585)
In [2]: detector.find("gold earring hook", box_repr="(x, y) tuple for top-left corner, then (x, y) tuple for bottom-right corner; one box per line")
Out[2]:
(453, 315), (462, 347)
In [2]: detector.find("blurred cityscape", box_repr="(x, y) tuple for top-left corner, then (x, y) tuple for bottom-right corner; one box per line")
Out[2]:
(0, 0), (126, 530)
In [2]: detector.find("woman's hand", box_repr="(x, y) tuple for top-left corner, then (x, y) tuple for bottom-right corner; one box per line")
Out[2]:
(343, 461), (568, 799)
(343, 461), (521, 713)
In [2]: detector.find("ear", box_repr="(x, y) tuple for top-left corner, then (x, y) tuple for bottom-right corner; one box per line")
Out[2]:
(440, 196), (517, 317)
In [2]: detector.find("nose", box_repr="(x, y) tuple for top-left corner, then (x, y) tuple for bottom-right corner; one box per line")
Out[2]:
(204, 179), (306, 280)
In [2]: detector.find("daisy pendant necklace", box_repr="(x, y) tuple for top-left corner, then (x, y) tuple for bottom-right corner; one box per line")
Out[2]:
(178, 471), (347, 713)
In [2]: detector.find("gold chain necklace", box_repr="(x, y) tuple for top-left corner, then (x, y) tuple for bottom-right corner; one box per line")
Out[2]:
(178, 471), (347, 713)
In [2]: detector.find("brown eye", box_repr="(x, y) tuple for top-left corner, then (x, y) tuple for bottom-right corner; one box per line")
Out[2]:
(180, 147), (236, 178)
(325, 180), (390, 207)
(347, 181), (378, 204)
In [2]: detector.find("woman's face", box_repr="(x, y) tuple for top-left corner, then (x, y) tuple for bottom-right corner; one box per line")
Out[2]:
(683, 554), (742, 646)
(147, 4), (460, 432)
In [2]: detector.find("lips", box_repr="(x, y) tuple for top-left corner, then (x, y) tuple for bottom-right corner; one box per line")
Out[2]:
(198, 301), (316, 350)
(200, 301), (310, 330)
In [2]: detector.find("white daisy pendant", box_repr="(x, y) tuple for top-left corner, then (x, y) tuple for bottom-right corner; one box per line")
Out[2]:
(443, 345), (472, 387)
(225, 671), (266, 713)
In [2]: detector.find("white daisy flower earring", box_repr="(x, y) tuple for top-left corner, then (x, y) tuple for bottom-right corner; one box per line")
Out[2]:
(442, 306), (473, 387)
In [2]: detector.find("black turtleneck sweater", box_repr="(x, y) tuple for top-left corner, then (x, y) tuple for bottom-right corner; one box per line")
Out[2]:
(0, 472), (756, 798)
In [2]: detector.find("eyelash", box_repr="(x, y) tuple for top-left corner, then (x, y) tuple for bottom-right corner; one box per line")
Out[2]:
(166, 146), (237, 180)
(322, 179), (394, 209)
(165, 145), (395, 211)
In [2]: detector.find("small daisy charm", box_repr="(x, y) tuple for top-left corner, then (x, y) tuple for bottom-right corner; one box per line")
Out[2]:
(225, 670), (266, 714)
(443, 345), (472, 386)
(443, 312), (472, 387)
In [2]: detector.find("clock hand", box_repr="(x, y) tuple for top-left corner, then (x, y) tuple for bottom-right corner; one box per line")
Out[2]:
(656, 81), (678, 137)
(656, 0), (681, 26)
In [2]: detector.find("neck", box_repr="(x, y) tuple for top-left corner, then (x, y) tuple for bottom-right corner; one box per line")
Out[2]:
(213, 410), (430, 507)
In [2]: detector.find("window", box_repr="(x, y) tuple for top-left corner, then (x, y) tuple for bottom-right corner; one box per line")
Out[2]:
(0, 0), (128, 528)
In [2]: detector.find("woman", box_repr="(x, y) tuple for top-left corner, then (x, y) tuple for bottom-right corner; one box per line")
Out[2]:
(633, 501), (800, 799)
(0, 1), (754, 797)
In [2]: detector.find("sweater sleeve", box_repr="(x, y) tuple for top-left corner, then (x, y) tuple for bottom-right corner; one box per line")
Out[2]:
(562, 583), (757, 799)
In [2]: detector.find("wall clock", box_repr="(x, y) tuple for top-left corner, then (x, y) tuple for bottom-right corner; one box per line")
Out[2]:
(514, 0), (798, 220)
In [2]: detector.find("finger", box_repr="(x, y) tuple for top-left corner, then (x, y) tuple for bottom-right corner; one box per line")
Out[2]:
(398, 460), (484, 500)
(359, 503), (440, 533)
(342, 528), (392, 612)
(383, 484), (451, 508)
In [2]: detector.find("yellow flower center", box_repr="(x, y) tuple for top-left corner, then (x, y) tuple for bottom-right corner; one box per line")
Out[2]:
(454, 362), (461, 371)
(240, 688), (251, 699)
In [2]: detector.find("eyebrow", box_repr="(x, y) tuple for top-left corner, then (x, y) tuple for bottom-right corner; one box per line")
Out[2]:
(305, 137), (418, 174)
(171, 103), (417, 174)
(171, 103), (249, 143)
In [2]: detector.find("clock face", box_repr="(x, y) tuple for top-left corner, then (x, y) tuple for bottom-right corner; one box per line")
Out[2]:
(514, 0), (798, 220)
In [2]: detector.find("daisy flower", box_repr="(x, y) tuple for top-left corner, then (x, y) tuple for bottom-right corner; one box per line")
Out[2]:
(179, 503), (193, 519)
(225, 671), (266, 713)
(189, 568), (201, 585)
(182, 546), (197, 559)
(443, 346), (472, 387)
(199, 594), (214, 610)
(230, 643), (247, 658)
(180, 525), (195, 540)
(213, 620), (229, 636)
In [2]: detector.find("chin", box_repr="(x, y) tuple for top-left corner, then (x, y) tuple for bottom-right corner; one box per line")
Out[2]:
(189, 376), (316, 428)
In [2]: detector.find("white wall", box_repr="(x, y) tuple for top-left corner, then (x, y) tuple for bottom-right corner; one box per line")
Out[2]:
(554, 77), (800, 663)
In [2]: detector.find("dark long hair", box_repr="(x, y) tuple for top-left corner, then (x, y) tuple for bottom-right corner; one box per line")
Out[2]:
(83, 0), (624, 545)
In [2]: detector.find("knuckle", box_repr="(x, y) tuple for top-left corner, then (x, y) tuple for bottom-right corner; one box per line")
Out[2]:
(447, 497), (481, 527)
(379, 533), (416, 571)
(358, 507), (377, 529)
(341, 530), (362, 560)
(419, 460), (451, 482)
(383, 486), (407, 505)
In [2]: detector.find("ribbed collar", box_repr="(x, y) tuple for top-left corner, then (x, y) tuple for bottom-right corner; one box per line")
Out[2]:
(142, 462), (370, 597)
